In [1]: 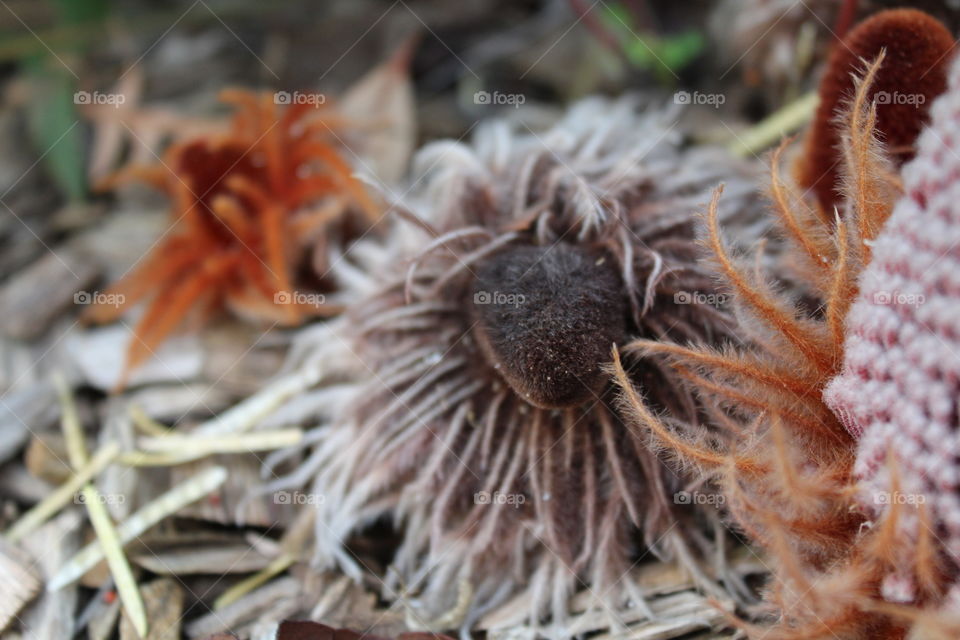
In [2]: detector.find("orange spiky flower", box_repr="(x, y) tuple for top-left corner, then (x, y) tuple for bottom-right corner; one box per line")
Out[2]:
(85, 90), (379, 385)
(797, 8), (953, 218)
(612, 43), (950, 638)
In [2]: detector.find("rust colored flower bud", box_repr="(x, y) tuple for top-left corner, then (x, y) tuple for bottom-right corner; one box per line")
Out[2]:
(798, 8), (953, 215)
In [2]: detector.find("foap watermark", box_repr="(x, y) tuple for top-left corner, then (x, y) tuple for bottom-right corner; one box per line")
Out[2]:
(873, 491), (926, 506)
(474, 490), (526, 508)
(875, 91), (925, 107)
(873, 290), (925, 308)
(674, 90), (725, 108)
(274, 290), (326, 307)
(274, 490), (325, 505)
(674, 290), (728, 307)
(74, 90), (126, 108)
(273, 91), (326, 107)
(74, 492), (126, 505)
(674, 490), (725, 506)
(474, 90), (525, 108)
(474, 290), (525, 306)
(74, 291), (125, 308)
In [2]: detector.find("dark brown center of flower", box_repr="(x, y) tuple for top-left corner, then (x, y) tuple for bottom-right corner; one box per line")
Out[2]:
(470, 243), (628, 409)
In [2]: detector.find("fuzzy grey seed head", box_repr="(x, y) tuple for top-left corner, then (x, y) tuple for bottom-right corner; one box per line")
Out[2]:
(259, 97), (769, 630)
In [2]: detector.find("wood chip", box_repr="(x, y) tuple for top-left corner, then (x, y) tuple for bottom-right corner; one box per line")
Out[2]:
(24, 432), (72, 486)
(66, 327), (203, 391)
(0, 539), (40, 632)
(304, 572), (406, 637)
(98, 397), (138, 520)
(85, 594), (121, 640)
(340, 38), (417, 185)
(0, 243), (99, 341)
(20, 510), (82, 639)
(589, 592), (731, 640)
(119, 578), (183, 640)
(481, 554), (757, 635)
(185, 576), (302, 638)
(0, 381), (56, 467)
(173, 457), (283, 527)
(0, 463), (54, 504)
(132, 545), (273, 576)
(126, 383), (233, 431)
(199, 324), (286, 397)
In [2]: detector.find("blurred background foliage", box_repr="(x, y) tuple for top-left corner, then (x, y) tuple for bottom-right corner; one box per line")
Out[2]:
(1, 0), (957, 237)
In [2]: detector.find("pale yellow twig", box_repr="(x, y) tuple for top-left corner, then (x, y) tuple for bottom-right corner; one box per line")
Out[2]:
(213, 553), (295, 610)
(6, 442), (120, 542)
(81, 485), (147, 637)
(53, 373), (88, 468)
(129, 404), (173, 438)
(730, 92), (819, 157)
(137, 429), (303, 455)
(48, 467), (228, 590)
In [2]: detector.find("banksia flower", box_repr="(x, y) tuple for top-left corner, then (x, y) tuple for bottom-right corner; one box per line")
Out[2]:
(797, 8), (953, 217)
(824, 51), (960, 631)
(613, 45), (935, 637)
(255, 98), (766, 634)
(85, 89), (378, 383)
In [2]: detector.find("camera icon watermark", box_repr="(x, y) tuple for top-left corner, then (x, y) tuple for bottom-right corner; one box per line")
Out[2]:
(673, 291), (727, 307)
(674, 90), (725, 108)
(474, 490), (526, 508)
(873, 491), (925, 506)
(872, 290), (925, 308)
(74, 91), (126, 108)
(674, 491), (724, 506)
(474, 90), (526, 108)
(874, 91), (925, 107)
(473, 290), (526, 307)
(274, 290), (326, 307)
(74, 492), (126, 505)
(274, 491), (325, 505)
(273, 91), (326, 107)
(74, 291), (125, 308)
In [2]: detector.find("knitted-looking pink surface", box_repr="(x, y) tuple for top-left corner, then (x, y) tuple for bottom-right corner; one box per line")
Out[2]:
(823, 55), (960, 603)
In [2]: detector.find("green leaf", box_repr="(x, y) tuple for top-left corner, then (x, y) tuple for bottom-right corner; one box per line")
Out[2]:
(599, 4), (704, 81)
(51, 0), (108, 27)
(25, 60), (87, 203)
(659, 31), (704, 70)
(18, 0), (108, 205)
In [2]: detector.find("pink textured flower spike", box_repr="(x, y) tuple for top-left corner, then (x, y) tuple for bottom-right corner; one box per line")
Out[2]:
(825, 51), (960, 612)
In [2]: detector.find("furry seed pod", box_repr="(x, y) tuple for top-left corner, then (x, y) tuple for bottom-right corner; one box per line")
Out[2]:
(252, 98), (767, 634)
(85, 90), (378, 384)
(470, 243), (627, 408)
(797, 8), (953, 216)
